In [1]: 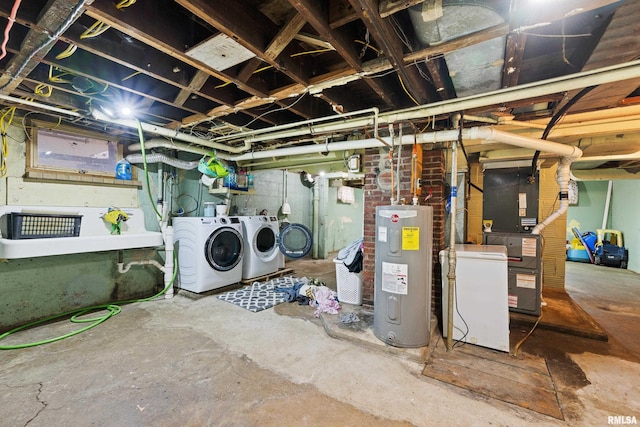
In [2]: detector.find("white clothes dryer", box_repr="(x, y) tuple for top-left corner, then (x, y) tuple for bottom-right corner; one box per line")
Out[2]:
(173, 216), (244, 293)
(237, 216), (312, 280)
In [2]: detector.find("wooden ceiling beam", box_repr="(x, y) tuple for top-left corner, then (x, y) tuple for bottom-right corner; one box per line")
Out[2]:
(85, 0), (267, 99)
(289, 0), (399, 108)
(350, 0), (431, 104)
(175, 0), (309, 87)
(502, 33), (527, 88)
(174, 70), (210, 106)
(86, 0), (318, 124)
(237, 13), (307, 84)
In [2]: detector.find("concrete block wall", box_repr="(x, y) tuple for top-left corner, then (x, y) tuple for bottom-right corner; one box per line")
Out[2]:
(362, 146), (446, 311)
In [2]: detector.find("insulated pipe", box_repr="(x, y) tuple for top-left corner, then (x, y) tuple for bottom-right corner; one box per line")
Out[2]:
(128, 139), (212, 157)
(91, 109), (251, 153)
(209, 107), (381, 143)
(126, 153), (199, 170)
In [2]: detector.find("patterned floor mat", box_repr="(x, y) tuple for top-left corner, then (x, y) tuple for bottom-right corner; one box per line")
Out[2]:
(217, 276), (302, 312)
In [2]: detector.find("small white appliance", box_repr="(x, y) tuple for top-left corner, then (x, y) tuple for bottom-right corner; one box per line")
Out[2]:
(440, 244), (510, 352)
(237, 216), (313, 280)
(173, 216), (244, 293)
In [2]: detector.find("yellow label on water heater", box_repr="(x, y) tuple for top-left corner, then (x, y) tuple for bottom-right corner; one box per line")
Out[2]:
(402, 227), (420, 250)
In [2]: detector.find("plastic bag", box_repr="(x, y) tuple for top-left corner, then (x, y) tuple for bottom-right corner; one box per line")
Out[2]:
(197, 152), (229, 178)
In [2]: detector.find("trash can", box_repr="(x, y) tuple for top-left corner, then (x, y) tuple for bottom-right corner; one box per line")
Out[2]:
(333, 258), (362, 305)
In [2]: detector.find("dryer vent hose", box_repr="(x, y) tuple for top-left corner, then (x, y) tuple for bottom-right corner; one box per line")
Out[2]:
(126, 153), (199, 170)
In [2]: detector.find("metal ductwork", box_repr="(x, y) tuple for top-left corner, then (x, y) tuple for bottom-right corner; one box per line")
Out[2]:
(409, 1), (506, 97)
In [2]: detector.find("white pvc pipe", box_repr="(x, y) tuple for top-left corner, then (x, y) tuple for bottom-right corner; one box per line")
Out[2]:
(163, 226), (175, 299)
(383, 59), (640, 125)
(467, 127), (582, 160)
(118, 259), (165, 274)
(210, 107), (380, 143)
(602, 180), (613, 230)
(0, 94), (83, 117)
(532, 157), (572, 235)
(211, 59), (640, 146)
(91, 109), (251, 153)
(226, 126), (583, 162)
(574, 150), (640, 163)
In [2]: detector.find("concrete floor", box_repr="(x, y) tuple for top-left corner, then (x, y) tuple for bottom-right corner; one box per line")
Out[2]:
(1, 257), (639, 426)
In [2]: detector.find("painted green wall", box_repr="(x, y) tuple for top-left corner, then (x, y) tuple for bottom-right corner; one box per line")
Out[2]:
(567, 179), (640, 273)
(1, 124), (164, 331)
(325, 185), (364, 252)
(566, 180), (610, 241)
(609, 180), (640, 272)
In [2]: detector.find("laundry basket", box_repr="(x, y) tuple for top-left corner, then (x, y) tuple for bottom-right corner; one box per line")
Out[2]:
(333, 258), (362, 305)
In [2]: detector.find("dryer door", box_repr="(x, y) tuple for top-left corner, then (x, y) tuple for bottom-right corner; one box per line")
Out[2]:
(278, 223), (313, 259)
(204, 227), (244, 271)
(254, 225), (277, 256)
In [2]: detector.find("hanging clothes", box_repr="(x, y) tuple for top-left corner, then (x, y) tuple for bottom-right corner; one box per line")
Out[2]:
(335, 237), (364, 273)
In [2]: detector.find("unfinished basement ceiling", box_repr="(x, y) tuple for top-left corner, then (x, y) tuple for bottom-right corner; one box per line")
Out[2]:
(1, 0), (640, 173)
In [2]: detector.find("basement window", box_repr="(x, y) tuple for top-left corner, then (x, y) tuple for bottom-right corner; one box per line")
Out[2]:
(26, 121), (136, 186)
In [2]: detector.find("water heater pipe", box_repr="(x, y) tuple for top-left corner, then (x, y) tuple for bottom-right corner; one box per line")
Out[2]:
(396, 125), (403, 204)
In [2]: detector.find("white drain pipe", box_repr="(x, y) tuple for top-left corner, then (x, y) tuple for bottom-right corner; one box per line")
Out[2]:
(91, 110), (251, 154)
(225, 126), (584, 235)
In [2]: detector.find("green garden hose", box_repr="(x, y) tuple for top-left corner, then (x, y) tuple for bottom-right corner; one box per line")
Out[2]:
(1, 121), (175, 350)
(0, 256), (177, 350)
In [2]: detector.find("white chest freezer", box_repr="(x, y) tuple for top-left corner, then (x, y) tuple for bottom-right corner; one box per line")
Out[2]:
(440, 244), (510, 352)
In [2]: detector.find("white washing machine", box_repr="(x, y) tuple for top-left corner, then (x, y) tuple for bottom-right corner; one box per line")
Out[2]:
(237, 216), (313, 280)
(173, 216), (244, 293)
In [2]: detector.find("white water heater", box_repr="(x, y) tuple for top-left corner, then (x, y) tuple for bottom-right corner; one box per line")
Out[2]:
(374, 205), (433, 348)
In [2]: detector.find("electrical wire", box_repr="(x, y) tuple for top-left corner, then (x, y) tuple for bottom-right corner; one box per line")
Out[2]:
(354, 39), (380, 55)
(55, 43), (77, 60)
(241, 90), (308, 128)
(290, 48), (333, 57)
(0, 0), (90, 92)
(0, 0), (21, 61)
(34, 83), (53, 97)
(398, 75), (419, 106)
(513, 313), (543, 356)
(80, 21), (111, 39)
(0, 107), (16, 177)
